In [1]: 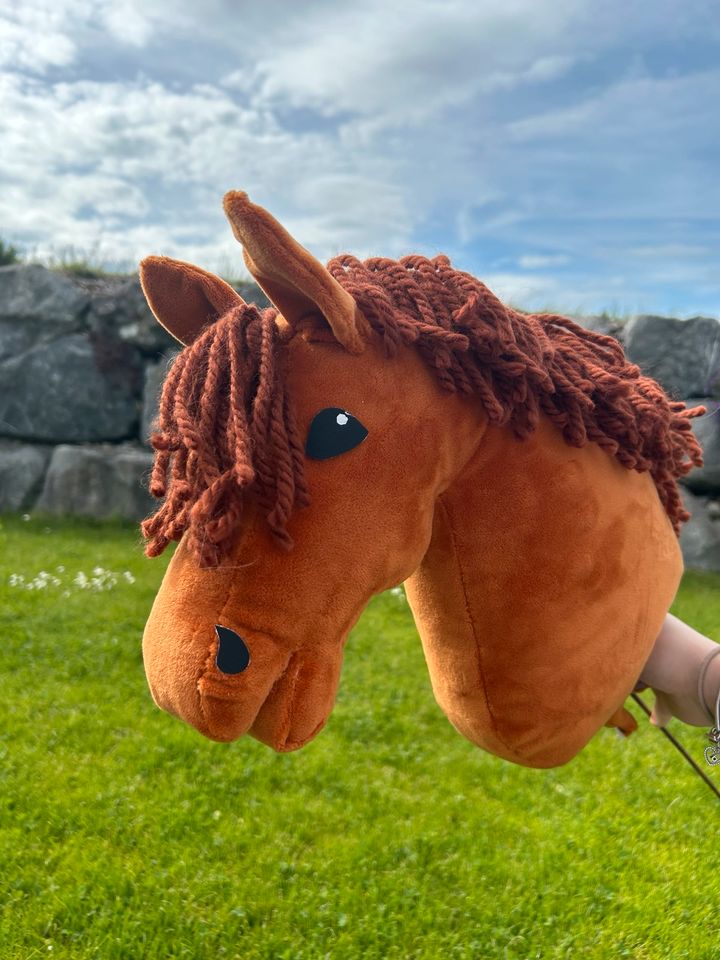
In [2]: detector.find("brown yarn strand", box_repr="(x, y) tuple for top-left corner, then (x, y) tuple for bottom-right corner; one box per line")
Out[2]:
(326, 254), (704, 534)
(144, 254), (705, 565)
(142, 303), (307, 567)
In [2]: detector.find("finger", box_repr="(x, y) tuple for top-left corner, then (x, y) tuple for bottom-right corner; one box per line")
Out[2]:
(650, 691), (673, 727)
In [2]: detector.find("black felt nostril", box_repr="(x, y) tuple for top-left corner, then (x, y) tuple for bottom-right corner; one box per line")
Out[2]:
(214, 625), (251, 675)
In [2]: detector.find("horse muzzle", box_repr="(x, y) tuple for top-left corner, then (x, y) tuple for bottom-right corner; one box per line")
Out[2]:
(142, 610), (343, 751)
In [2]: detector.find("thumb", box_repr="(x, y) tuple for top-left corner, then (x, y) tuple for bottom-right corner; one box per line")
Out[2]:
(650, 690), (674, 728)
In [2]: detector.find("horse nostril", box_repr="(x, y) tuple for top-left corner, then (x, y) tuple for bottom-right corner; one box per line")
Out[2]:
(214, 625), (251, 675)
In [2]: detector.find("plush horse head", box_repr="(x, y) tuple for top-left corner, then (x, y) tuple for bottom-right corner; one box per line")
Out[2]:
(138, 191), (703, 767)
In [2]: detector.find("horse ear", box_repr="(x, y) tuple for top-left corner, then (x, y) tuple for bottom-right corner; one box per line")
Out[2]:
(222, 191), (369, 354)
(139, 256), (245, 346)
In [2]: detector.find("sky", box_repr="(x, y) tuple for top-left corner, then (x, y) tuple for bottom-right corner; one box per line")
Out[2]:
(1, 0), (719, 315)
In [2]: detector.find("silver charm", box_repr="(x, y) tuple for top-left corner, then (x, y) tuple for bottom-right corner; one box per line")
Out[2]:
(706, 726), (720, 766)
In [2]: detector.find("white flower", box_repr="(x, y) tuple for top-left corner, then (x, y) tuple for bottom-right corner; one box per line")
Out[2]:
(8, 565), (136, 595)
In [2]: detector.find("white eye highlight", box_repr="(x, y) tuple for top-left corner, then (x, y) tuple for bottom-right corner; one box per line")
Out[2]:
(336, 413), (349, 426)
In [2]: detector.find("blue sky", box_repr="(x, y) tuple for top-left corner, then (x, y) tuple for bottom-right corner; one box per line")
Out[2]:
(1, 0), (718, 315)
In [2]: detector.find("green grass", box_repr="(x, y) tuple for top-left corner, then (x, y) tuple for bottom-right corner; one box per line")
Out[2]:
(41, 245), (132, 280)
(1, 515), (719, 960)
(0, 238), (21, 267)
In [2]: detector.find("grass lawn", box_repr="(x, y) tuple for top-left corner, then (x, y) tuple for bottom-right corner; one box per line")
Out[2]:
(1, 515), (719, 960)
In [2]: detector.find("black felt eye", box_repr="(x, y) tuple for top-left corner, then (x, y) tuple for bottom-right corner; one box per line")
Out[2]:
(305, 408), (368, 460)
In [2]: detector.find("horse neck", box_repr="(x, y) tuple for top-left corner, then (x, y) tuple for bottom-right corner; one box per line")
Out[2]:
(404, 413), (585, 620)
(410, 415), (589, 592)
(406, 408), (680, 614)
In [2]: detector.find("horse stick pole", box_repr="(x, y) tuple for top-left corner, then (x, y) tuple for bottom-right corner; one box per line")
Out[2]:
(631, 692), (720, 803)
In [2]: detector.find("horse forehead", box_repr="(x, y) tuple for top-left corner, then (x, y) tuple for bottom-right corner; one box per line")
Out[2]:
(284, 334), (434, 411)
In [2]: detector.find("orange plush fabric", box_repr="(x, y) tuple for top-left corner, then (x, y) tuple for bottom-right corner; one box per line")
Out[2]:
(141, 330), (480, 749)
(138, 192), (703, 765)
(404, 415), (681, 766)
(140, 256), (243, 346)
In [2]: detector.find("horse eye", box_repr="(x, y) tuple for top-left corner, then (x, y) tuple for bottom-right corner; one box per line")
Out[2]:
(306, 408), (368, 460)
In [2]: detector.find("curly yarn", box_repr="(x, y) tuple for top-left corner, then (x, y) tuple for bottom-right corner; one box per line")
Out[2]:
(143, 256), (704, 565)
(142, 303), (309, 566)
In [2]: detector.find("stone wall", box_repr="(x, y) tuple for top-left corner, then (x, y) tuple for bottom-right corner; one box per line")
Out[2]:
(1, 263), (719, 570)
(0, 263), (268, 523)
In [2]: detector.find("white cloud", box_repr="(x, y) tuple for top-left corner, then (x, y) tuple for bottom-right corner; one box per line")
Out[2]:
(99, 2), (153, 46)
(479, 66), (720, 255)
(482, 271), (561, 308)
(480, 270), (658, 316)
(0, 69), (415, 271)
(508, 68), (720, 150)
(0, 3), (81, 72)
(625, 243), (712, 260)
(0, 0), (185, 75)
(0, 0), (718, 314)
(242, 0), (582, 126)
(518, 254), (571, 269)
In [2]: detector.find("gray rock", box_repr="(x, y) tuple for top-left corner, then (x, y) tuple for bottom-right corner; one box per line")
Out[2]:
(87, 275), (178, 355)
(0, 441), (51, 510)
(36, 443), (155, 520)
(573, 314), (626, 340)
(86, 275), (270, 356)
(0, 333), (141, 442)
(0, 263), (88, 327)
(624, 314), (720, 399)
(141, 352), (180, 445)
(681, 399), (720, 495)
(233, 280), (271, 310)
(679, 489), (720, 572)
(0, 321), (37, 364)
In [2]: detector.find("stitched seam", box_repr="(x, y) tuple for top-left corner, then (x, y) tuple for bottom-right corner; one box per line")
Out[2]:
(439, 494), (517, 755)
(285, 715), (328, 751)
(275, 653), (301, 745)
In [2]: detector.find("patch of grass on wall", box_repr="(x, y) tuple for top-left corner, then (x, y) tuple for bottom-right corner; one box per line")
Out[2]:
(0, 239), (21, 266)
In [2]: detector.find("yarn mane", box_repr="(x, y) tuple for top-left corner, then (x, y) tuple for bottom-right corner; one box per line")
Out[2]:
(142, 303), (310, 566)
(143, 254), (704, 566)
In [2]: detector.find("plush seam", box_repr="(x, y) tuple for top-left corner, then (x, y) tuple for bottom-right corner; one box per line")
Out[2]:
(438, 494), (517, 757)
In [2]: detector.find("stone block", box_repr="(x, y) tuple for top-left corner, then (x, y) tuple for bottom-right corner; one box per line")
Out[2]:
(0, 333), (140, 442)
(0, 263), (88, 327)
(624, 315), (720, 399)
(35, 443), (155, 520)
(679, 488), (720, 572)
(0, 440), (51, 511)
(140, 352), (180, 445)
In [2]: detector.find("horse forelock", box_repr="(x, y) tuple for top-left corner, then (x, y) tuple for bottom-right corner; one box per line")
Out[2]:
(142, 301), (309, 566)
(142, 255), (705, 564)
